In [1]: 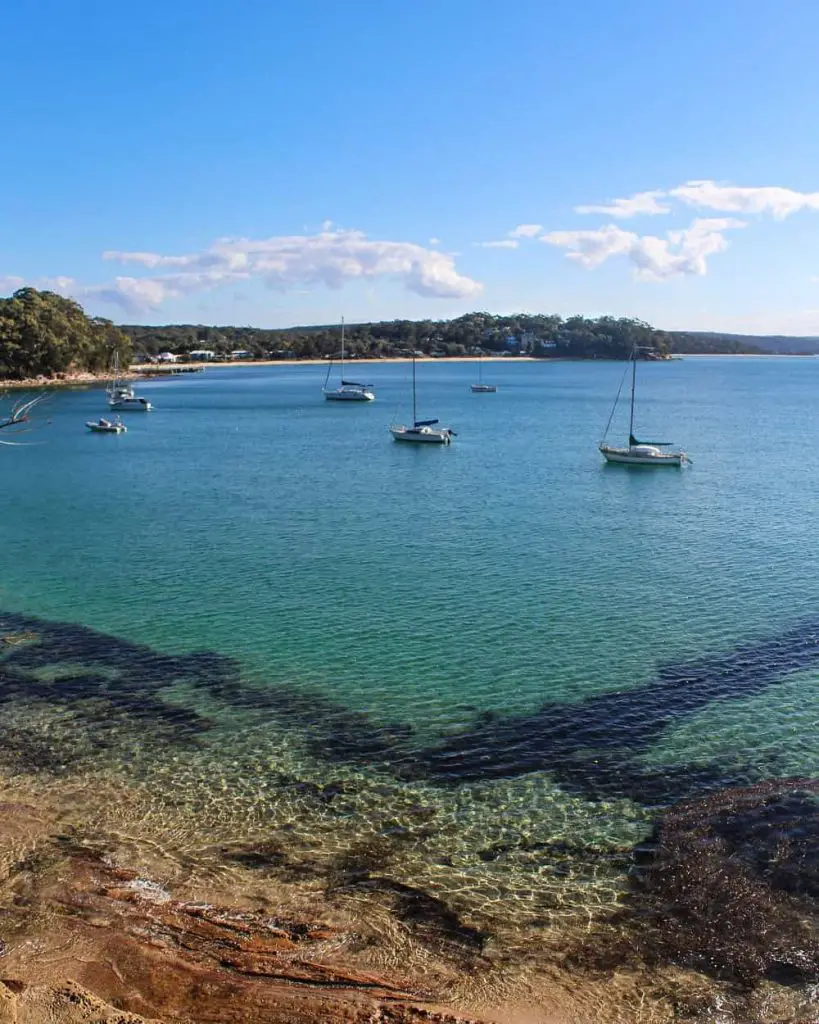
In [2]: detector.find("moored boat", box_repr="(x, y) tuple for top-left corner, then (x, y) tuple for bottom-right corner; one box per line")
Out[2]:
(390, 351), (454, 444)
(108, 354), (153, 411)
(86, 417), (127, 434)
(323, 319), (375, 402)
(470, 350), (497, 393)
(599, 346), (687, 467)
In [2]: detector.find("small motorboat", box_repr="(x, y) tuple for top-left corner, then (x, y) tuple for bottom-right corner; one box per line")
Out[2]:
(86, 418), (127, 434)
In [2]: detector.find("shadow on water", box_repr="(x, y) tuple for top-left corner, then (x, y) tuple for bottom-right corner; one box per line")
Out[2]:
(1, 610), (818, 806)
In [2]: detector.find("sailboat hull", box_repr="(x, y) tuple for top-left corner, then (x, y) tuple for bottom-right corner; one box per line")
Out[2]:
(109, 397), (152, 411)
(470, 384), (497, 393)
(390, 425), (452, 444)
(323, 388), (374, 401)
(599, 444), (684, 466)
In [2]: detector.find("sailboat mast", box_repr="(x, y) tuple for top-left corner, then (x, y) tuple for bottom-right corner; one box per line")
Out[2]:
(628, 347), (637, 442)
(340, 318), (345, 378)
(412, 350), (417, 425)
(478, 348), (482, 384)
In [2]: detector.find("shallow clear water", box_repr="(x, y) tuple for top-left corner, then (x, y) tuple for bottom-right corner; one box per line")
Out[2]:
(1, 356), (818, 939)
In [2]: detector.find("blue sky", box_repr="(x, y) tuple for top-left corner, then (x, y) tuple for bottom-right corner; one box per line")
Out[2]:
(3, 0), (819, 333)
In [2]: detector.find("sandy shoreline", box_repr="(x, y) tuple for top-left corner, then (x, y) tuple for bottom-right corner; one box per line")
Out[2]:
(0, 357), (531, 390)
(1, 352), (804, 391)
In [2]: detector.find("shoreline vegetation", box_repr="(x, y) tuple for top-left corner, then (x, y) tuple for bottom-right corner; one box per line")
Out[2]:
(2, 285), (814, 388)
(0, 352), (809, 391)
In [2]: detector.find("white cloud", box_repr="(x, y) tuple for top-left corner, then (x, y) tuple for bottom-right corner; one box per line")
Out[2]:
(542, 225), (637, 268)
(81, 270), (250, 314)
(428, 237), (441, 246)
(474, 239), (520, 249)
(575, 190), (671, 218)
(543, 218), (745, 280)
(0, 275), (75, 296)
(99, 228), (481, 310)
(509, 223), (543, 238)
(669, 180), (819, 219)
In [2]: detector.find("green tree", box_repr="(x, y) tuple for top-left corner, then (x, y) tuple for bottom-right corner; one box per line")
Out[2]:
(0, 288), (131, 379)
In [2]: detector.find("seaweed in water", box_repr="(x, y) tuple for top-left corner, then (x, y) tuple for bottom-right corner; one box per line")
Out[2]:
(0, 611), (227, 755)
(411, 618), (819, 803)
(566, 779), (819, 986)
(1, 609), (817, 809)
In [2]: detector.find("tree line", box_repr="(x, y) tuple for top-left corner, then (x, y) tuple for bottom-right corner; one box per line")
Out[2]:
(0, 287), (131, 379)
(0, 287), (773, 382)
(123, 312), (678, 361)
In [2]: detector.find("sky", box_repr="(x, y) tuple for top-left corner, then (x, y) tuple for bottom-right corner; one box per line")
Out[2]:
(3, 0), (819, 334)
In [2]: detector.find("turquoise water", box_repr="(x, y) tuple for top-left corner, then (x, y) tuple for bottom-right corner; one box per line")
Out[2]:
(1, 356), (818, 938)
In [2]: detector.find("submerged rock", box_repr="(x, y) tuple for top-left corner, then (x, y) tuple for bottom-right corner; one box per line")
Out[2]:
(568, 778), (819, 993)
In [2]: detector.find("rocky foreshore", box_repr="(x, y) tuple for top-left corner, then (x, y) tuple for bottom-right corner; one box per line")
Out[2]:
(0, 371), (135, 390)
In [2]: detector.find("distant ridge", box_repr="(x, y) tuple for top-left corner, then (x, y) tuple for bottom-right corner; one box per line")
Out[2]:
(670, 331), (819, 355)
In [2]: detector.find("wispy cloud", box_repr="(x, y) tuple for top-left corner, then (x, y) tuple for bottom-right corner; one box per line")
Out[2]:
(474, 239), (520, 249)
(543, 218), (746, 280)
(0, 275), (75, 295)
(668, 180), (819, 219)
(574, 180), (819, 222)
(509, 223), (543, 238)
(575, 190), (671, 218)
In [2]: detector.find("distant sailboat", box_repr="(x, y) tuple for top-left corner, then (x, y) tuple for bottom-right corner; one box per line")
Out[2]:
(470, 349), (497, 393)
(390, 351), (454, 444)
(599, 347), (687, 466)
(108, 352), (152, 411)
(323, 319), (375, 401)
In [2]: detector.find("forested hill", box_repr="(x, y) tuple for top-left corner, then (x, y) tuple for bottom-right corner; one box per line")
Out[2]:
(122, 313), (671, 360)
(5, 286), (819, 382)
(669, 331), (819, 355)
(0, 287), (130, 379)
(123, 315), (817, 360)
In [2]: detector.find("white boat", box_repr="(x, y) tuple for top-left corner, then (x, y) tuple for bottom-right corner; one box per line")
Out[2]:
(86, 417), (127, 434)
(470, 350), (497, 393)
(323, 319), (374, 402)
(107, 354), (152, 411)
(390, 351), (455, 444)
(599, 347), (687, 466)
(110, 393), (152, 411)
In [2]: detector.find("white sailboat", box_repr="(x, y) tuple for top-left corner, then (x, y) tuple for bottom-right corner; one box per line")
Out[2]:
(390, 351), (455, 444)
(470, 349), (497, 393)
(323, 319), (375, 401)
(107, 352), (152, 411)
(599, 347), (687, 466)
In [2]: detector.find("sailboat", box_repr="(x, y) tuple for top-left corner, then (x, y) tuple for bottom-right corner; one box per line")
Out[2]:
(322, 319), (374, 401)
(390, 351), (455, 444)
(107, 352), (152, 411)
(470, 349), (497, 393)
(599, 347), (687, 466)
